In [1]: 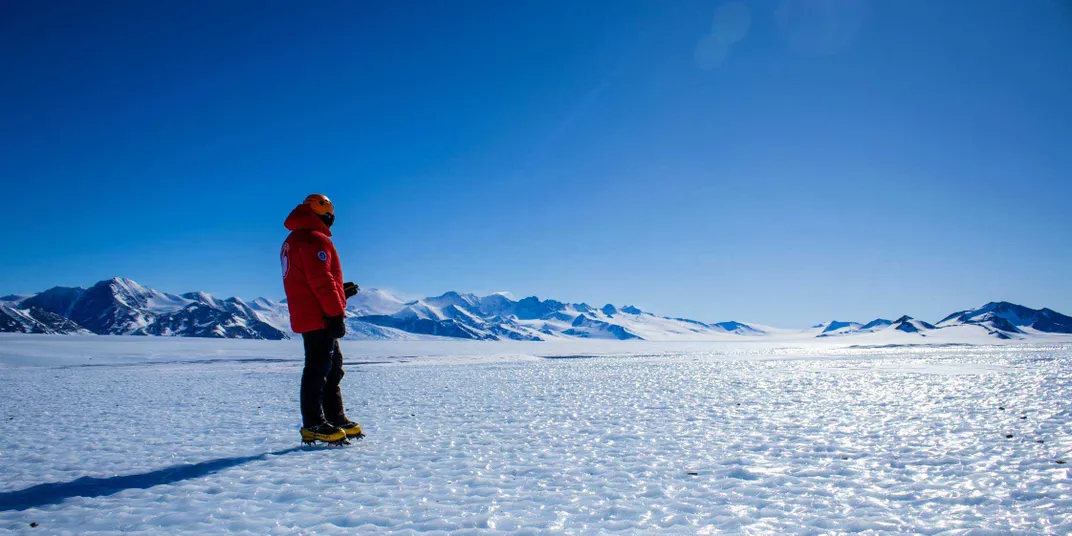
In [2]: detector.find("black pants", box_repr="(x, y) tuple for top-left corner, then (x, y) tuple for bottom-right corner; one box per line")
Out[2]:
(300, 329), (346, 428)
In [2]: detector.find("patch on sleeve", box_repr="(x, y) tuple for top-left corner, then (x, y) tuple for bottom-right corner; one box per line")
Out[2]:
(317, 251), (328, 262)
(280, 243), (291, 278)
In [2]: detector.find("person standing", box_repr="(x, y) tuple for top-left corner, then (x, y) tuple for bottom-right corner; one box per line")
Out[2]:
(281, 194), (362, 443)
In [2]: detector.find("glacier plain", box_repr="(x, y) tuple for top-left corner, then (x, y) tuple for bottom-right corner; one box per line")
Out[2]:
(1, 336), (1070, 534)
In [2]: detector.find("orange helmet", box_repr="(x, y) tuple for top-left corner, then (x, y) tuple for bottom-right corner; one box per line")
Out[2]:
(303, 193), (334, 216)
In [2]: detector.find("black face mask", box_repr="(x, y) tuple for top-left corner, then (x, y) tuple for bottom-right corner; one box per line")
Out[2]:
(319, 213), (335, 228)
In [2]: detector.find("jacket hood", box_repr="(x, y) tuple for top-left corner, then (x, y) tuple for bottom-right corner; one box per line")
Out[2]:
(284, 204), (332, 236)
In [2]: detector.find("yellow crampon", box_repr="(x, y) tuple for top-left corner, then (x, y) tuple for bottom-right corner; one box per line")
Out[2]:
(338, 422), (363, 439)
(300, 427), (346, 444)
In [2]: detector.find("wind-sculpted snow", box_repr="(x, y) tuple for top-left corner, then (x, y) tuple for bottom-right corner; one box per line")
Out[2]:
(1, 343), (1070, 534)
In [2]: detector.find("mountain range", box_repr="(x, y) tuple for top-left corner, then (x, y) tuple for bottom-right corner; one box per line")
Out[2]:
(2, 278), (1070, 343)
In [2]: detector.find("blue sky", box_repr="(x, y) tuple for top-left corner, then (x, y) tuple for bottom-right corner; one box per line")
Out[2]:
(2, 0), (1070, 327)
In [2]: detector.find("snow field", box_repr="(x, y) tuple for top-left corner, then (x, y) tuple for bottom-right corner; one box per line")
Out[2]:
(0, 345), (1070, 534)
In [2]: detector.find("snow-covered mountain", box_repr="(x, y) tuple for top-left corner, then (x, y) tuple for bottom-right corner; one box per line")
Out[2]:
(21, 278), (184, 335)
(151, 301), (288, 340)
(356, 294), (636, 341)
(937, 301), (1072, 338)
(10, 278), (287, 340)
(709, 321), (766, 335)
(815, 318), (893, 338)
(804, 302), (1072, 342)
(0, 278), (761, 342)
(813, 320), (863, 337)
(889, 315), (937, 334)
(0, 302), (91, 334)
(347, 288), (410, 316)
(4, 279), (1071, 344)
(859, 318), (894, 332)
(299, 290), (766, 342)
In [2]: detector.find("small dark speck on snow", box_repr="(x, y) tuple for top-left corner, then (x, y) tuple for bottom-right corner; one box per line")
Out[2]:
(1005, 434), (1014, 439)
(30, 522), (38, 528)
(1057, 460), (1067, 465)
(999, 407), (1005, 411)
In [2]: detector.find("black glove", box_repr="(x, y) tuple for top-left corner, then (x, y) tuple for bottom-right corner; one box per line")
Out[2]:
(343, 282), (359, 299)
(325, 315), (346, 339)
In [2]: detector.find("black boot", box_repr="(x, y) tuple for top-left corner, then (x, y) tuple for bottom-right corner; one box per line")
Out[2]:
(300, 422), (346, 444)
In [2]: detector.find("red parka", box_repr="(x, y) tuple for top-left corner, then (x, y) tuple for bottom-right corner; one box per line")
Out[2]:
(281, 205), (347, 333)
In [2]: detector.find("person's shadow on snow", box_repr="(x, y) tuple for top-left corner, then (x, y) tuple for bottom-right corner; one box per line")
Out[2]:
(0, 446), (309, 511)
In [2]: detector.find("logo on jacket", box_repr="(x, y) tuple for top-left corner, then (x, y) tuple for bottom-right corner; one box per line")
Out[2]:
(318, 251), (328, 262)
(280, 243), (291, 278)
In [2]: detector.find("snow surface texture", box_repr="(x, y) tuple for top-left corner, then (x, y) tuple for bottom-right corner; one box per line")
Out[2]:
(1, 339), (1070, 534)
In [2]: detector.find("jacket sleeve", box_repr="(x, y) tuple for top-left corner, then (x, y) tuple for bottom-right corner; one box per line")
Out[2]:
(301, 234), (346, 318)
